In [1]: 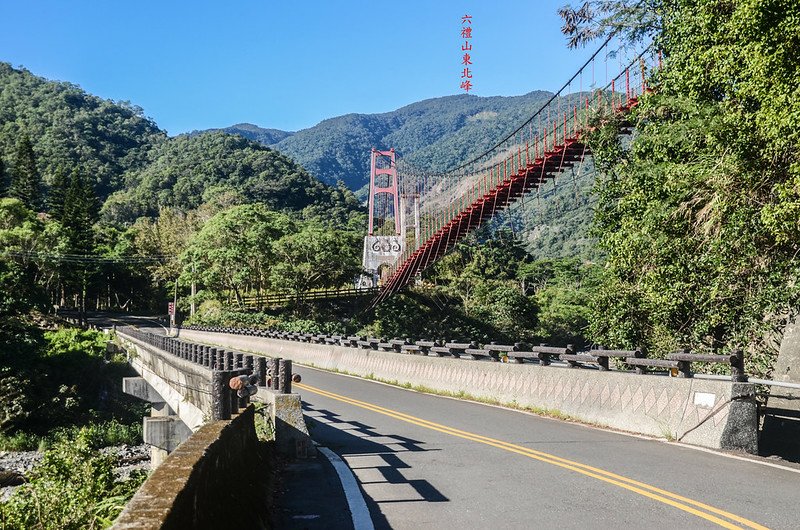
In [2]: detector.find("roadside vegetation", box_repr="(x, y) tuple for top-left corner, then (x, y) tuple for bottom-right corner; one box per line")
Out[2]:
(1, 1), (798, 525)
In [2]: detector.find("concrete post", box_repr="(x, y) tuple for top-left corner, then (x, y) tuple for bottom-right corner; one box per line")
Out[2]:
(216, 349), (225, 372)
(211, 371), (232, 420)
(225, 351), (234, 371)
(279, 359), (292, 394)
(268, 358), (280, 389)
(256, 357), (267, 386)
(144, 415), (192, 468)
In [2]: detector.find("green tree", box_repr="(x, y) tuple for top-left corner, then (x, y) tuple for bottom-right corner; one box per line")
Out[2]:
(62, 169), (98, 254)
(59, 169), (100, 313)
(581, 0), (800, 375)
(186, 204), (293, 307)
(270, 222), (362, 297)
(0, 198), (67, 296)
(131, 207), (201, 290)
(8, 133), (42, 211)
(47, 165), (69, 220)
(0, 156), (7, 196)
(558, 0), (663, 48)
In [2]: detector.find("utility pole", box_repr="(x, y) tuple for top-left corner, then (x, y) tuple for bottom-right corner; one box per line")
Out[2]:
(171, 278), (178, 334)
(190, 263), (196, 317)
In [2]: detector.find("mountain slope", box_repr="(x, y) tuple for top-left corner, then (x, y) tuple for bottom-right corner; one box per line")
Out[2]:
(102, 131), (361, 224)
(0, 63), (165, 199)
(242, 91), (555, 190)
(195, 123), (294, 145)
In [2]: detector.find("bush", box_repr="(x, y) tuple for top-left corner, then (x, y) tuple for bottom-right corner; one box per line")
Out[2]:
(0, 420), (143, 452)
(0, 429), (147, 529)
(0, 430), (41, 451)
(43, 328), (107, 358)
(1, 327), (147, 438)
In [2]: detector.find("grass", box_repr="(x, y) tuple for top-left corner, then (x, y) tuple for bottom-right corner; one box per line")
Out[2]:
(0, 420), (142, 452)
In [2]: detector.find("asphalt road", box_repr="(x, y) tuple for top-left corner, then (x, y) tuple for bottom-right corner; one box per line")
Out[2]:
(294, 365), (799, 530)
(89, 314), (799, 529)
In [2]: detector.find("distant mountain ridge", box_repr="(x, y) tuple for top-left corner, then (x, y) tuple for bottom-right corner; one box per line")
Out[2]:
(210, 91), (555, 191)
(205, 90), (599, 260)
(193, 123), (294, 145)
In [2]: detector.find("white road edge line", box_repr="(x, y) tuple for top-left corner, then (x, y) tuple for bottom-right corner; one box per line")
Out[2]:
(317, 446), (375, 530)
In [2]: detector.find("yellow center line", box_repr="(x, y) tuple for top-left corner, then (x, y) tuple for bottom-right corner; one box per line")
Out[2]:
(297, 382), (769, 530)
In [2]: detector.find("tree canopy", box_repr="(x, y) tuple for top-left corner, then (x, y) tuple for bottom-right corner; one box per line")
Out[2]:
(578, 0), (800, 376)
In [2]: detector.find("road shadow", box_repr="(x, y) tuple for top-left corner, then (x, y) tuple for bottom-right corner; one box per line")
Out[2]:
(302, 402), (449, 530)
(760, 392), (800, 464)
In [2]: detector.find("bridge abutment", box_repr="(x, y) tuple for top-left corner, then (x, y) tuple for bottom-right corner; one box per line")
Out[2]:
(123, 377), (194, 465)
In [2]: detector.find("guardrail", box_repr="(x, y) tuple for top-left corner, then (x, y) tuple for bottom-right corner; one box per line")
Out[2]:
(242, 287), (379, 308)
(183, 325), (748, 382)
(118, 327), (297, 419)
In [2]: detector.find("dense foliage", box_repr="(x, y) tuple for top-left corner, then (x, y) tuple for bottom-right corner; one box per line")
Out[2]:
(0, 428), (147, 529)
(0, 326), (145, 439)
(187, 231), (599, 348)
(103, 131), (361, 224)
(0, 63), (164, 200)
(572, 0), (800, 375)
(197, 122), (294, 145)
(182, 203), (360, 307)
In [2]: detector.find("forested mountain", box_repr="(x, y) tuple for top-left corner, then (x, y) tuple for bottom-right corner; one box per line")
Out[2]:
(0, 63), (165, 199)
(102, 131), (360, 224)
(216, 91), (555, 190)
(0, 63), (360, 226)
(194, 123), (294, 145)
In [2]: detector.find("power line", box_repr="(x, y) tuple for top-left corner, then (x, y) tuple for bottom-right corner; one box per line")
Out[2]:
(0, 250), (177, 264)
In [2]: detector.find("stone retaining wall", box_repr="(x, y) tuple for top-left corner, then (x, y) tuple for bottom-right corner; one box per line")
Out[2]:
(180, 329), (758, 453)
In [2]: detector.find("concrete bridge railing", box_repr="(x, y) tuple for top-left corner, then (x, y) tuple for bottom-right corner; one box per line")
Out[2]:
(112, 327), (312, 528)
(117, 326), (310, 461)
(112, 406), (273, 530)
(179, 326), (759, 454)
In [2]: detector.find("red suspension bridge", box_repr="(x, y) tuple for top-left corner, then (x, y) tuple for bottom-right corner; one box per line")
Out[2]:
(370, 37), (659, 307)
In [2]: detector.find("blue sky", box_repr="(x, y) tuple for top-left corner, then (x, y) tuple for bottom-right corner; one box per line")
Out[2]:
(0, 1), (597, 135)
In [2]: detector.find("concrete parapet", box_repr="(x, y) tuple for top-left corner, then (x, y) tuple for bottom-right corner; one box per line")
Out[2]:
(118, 331), (210, 430)
(181, 329), (758, 453)
(255, 388), (312, 458)
(112, 406), (273, 530)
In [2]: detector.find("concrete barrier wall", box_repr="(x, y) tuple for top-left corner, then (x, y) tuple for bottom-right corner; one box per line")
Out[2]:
(180, 329), (758, 453)
(118, 332), (211, 430)
(113, 406), (273, 530)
